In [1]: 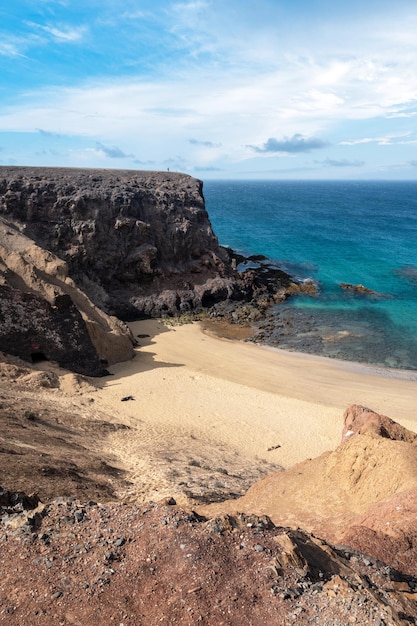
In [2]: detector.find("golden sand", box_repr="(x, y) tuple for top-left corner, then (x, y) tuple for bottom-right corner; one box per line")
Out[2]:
(92, 319), (417, 499)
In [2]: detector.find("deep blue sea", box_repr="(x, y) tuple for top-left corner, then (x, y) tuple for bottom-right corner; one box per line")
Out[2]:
(203, 180), (417, 370)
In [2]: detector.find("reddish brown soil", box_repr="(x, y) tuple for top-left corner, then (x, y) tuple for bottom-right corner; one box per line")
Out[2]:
(2, 498), (417, 626)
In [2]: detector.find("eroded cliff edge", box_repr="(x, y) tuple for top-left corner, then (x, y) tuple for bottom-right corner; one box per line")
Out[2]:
(0, 167), (298, 374)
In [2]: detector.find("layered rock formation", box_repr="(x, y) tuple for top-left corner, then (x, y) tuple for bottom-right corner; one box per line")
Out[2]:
(199, 405), (417, 577)
(0, 217), (134, 375)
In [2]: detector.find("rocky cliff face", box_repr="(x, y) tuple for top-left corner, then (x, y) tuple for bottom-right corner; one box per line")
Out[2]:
(0, 283), (106, 376)
(0, 166), (298, 374)
(0, 216), (135, 375)
(0, 167), (292, 320)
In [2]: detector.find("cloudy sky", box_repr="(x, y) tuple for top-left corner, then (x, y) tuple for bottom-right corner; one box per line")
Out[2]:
(1, 0), (417, 179)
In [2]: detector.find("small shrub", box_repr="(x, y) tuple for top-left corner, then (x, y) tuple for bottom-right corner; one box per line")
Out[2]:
(24, 410), (37, 421)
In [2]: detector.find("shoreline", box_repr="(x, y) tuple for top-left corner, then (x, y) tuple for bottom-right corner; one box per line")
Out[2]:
(193, 321), (417, 421)
(259, 342), (417, 381)
(202, 317), (417, 381)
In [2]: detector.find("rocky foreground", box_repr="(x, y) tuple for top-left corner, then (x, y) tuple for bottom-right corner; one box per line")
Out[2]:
(2, 494), (416, 626)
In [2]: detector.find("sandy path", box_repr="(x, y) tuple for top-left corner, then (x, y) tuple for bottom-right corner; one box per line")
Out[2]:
(89, 320), (417, 503)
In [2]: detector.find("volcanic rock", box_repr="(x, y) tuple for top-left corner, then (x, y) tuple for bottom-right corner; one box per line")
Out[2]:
(341, 404), (417, 445)
(342, 488), (417, 577)
(1, 499), (417, 625)
(340, 282), (390, 297)
(0, 167), (301, 372)
(0, 167), (295, 320)
(0, 283), (106, 376)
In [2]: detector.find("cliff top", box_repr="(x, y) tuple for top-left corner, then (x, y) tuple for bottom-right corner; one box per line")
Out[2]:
(0, 165), (199, 185)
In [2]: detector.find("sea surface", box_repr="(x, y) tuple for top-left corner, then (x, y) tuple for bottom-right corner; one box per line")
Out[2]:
(203, 180), (417, 370)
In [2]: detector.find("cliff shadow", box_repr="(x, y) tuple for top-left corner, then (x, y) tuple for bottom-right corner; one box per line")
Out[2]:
(98, 319), (184, 387)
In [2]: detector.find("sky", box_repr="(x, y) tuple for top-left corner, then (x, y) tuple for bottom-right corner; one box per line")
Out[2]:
(1, 0), (417, 180)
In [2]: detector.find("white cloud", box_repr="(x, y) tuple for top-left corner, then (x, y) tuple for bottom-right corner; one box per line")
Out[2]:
(340, 137), (382, 146)
(2, 1), (417, 177)
(25, 21), (87, 43)
(120, 10), (146, 20)
(386, 111), (417, 119)
(340, 133), (417, 146)
(0, 41), (24, 58)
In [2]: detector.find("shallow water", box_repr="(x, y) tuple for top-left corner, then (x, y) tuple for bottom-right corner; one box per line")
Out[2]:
(203, 180), (417, 369)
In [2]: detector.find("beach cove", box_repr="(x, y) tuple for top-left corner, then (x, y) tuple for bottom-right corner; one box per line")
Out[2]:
(93, 319), (417, 504)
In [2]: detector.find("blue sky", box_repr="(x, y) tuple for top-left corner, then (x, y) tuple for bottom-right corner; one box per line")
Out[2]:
(1, 0), (417, 179)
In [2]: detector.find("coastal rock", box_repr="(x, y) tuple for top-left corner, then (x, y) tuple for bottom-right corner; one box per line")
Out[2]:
(341, 404), (417, 445)
(0, 283), (106, 376)
(342, 488), (417, 577)
(0, 167), (295, 319)
(394, 265), (417, 285)
(339, 282), (390, 297)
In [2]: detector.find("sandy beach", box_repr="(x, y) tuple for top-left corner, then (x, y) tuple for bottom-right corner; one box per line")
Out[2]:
(89, 319), (417, 504)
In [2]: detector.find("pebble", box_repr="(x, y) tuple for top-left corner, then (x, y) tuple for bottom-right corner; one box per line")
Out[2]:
(51, 591), (63, 600)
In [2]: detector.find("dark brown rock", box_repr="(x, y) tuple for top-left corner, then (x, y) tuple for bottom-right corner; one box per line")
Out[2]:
(0, 284), (106, 376)
(0, 167), (295, 319)
(0, 215), (135, 375)
(339, 282), (391, 297)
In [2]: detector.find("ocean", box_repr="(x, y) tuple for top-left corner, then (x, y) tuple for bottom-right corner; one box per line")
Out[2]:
(203, 180), (417, 370)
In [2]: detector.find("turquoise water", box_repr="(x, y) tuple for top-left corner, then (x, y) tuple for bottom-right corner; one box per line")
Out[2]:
(203, 180), (417, 369)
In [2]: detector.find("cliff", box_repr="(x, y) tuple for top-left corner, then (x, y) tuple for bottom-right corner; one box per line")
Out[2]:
(0, 167), (293, 320)
(0, 166), (298, 374)
(0, 217), (134, 376)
